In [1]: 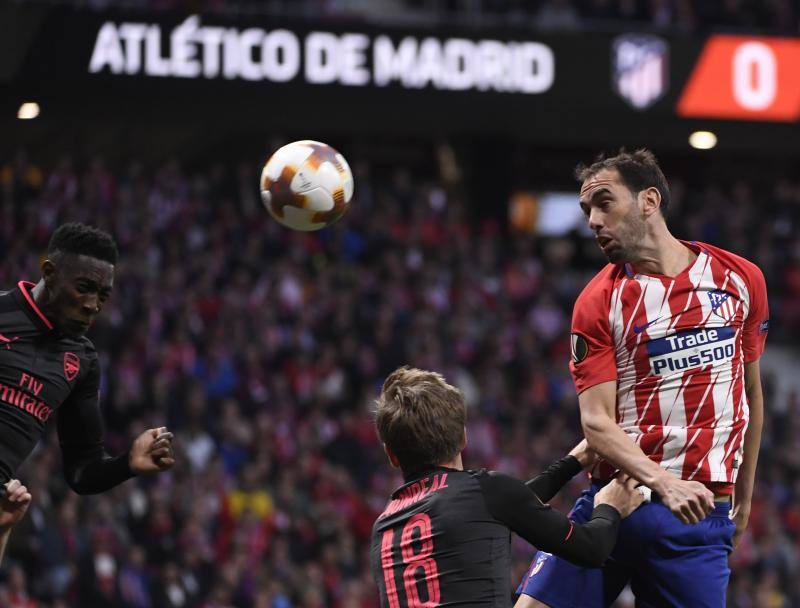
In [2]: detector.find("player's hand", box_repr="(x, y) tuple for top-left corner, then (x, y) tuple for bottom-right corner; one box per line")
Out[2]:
(129, 427), (175, 474)
(594, 474), (645, 518)
(657, 476), (714, 524)
(730, 502), (750, 548)
(568, 439), (599, 469)
(0, 480), (32, 532)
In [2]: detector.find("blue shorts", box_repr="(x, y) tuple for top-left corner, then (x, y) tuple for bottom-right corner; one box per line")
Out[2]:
(517, 483), (734, 608)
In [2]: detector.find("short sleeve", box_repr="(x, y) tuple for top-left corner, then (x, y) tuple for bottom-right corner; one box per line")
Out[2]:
(742, 265), (769, 363)
(570, 279), (618, 394)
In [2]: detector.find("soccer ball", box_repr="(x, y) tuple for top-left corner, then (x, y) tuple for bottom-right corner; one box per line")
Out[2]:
(260, 140), (354, 231)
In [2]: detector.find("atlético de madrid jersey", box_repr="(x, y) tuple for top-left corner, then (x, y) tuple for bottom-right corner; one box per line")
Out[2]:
(570, 241), (769, 484)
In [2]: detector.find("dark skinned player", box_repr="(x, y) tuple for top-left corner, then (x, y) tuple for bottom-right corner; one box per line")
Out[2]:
(0, 223), (174, 499)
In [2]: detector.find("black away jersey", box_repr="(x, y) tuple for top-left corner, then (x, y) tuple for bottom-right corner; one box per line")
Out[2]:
(0, 282), (132, 493)
(370, 459), (620, 607)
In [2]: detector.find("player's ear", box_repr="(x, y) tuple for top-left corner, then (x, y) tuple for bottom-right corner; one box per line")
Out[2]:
(640, 187), (661, 219)
(384, 444), (401, 469)
(41, 259), (57, 288)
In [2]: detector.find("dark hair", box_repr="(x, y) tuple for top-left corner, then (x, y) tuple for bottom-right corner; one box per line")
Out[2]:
(575, 148), (670, 217)
(48, 223), (118, 265)
(375, 366), (466, 475)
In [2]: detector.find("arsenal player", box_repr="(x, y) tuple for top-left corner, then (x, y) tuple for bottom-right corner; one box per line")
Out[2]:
(370, 366), (645, 608)
(0, 223), (174, 502)
(517, 150), (768, 608)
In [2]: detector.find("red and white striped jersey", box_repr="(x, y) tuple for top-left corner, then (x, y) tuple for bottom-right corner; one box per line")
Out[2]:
(570, 242), (769, 485)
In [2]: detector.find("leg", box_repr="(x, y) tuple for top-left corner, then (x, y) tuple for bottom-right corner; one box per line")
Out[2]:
(515, 486), (631, 608)
(514, 595), (552, 608)
(631, 502), (734, 608)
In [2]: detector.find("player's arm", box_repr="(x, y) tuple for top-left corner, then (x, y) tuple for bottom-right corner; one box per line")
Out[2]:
(57, 358), (175, 494)
(732, 264), (769, 547)
(570, 286), (713, 524)
(0, 480), (31, 565)
(525, 440), (595, 503)
(479, 471), (641, 568)
(579, 381), (713, 524)
(732, 360), (764, 547)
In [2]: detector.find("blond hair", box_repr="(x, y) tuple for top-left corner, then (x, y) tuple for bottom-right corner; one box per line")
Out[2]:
(375, 366), (466, 474)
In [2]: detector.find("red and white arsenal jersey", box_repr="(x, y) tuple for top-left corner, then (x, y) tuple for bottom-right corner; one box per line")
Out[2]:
(570, 242), (769, 484)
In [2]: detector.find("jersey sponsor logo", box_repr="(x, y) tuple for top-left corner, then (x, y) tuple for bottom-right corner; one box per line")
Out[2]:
(529, 551), (551, 577)
(759, 319), (770, 334)
(708, 289), (737, 322)
(611, 34), (669, 110)
(64, 353), (80, 382)
(0, 380), (53, 422)
(633, 317), (661, 335)
(646, 326), (736, 376)
(570, 333), (588, 364)
(0, 334), (19, 350)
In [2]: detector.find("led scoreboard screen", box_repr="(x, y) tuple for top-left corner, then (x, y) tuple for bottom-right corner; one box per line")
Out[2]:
(4, 5), (800, 151)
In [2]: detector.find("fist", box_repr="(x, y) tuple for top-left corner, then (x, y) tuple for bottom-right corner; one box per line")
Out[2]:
(0, 480), (31, 532)
(129, 427), (175, 474)
(594, 475), (646, 518)
(568, 439), (600, 469)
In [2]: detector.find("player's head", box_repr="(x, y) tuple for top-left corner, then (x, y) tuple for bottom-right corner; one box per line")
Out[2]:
(576, 149), (670, 264)
(41, 223), (117, 338)
(375, 366), (467, 476)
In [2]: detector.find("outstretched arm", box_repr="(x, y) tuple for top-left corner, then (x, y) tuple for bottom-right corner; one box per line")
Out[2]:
(525, 440), (596, 503)
(57, 358), (174, 494)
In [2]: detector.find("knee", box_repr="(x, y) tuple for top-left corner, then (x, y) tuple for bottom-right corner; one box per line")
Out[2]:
(514, 595), (554, 608)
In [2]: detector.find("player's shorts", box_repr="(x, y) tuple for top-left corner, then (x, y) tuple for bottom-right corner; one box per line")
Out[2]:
(516, 482), (734, 608)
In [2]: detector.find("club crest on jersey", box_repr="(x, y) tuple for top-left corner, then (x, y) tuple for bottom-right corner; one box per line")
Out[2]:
(64, 353), (80, 382)
(708, 290), (737, 322)
(529, 552), (551, 577)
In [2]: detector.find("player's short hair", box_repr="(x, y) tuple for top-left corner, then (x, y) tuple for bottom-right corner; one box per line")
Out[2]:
(575, 148), (670, 218)
(48, 223), (118, 265)
(375, 366), (466, 475)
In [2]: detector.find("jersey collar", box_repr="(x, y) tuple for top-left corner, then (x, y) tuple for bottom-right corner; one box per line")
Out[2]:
(623, 241), (705, 281)
(401, 465), (460, 484)
(13, 281), (55, 332)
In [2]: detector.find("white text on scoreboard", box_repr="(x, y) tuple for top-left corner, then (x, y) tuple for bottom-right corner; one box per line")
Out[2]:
(88, 15), (555, 94)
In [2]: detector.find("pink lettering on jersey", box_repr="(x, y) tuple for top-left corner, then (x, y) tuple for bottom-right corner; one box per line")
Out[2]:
(378, 473), (451, 520)
(0, 379), (53, 422)
(19, 373), (44, 397)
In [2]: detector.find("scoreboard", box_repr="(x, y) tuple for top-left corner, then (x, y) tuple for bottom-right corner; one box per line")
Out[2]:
(3, 5), (800, 154)
(678, 36), (800, 122)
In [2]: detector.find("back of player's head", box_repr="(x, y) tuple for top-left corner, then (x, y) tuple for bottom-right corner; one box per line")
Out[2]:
(48, 223), (118, 265)
(575, 148), (670, 218)
(375, 366), (466, 475)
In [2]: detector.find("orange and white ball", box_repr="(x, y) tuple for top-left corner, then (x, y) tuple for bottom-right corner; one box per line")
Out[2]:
(260, 140), (354, 231)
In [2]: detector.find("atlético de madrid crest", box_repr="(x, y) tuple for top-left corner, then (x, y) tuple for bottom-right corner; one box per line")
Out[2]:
(64, 353), (80, 382)
(529, 552), (551, 577)
(612, 34), (669, 110)
(708, 290), (736, 322)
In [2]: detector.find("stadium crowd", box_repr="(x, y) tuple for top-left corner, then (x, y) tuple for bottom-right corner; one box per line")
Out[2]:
(14, 0), (800, 34)
(0, 146), (799, 607)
